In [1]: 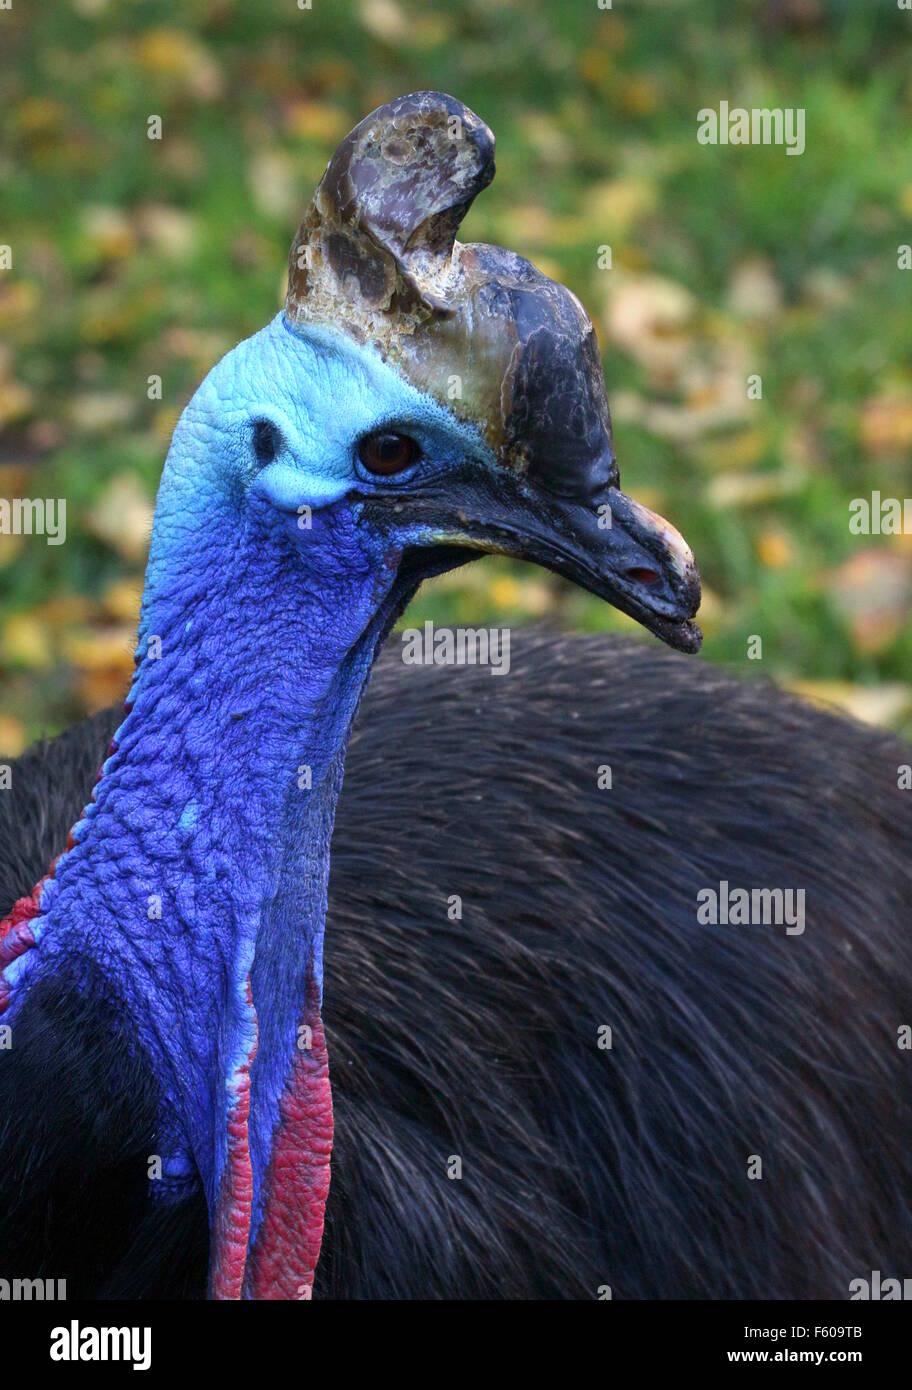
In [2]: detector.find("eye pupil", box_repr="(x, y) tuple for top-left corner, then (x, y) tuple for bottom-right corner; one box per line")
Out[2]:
(358, 431), (418, 476)
(253, 420), (279, 466)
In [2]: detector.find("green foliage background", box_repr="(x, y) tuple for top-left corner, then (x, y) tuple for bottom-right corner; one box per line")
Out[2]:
(1, 0), (910, 748)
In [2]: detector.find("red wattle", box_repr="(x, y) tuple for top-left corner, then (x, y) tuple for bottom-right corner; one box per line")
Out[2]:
(245, 974), (333, 1299)
(0, 871), (54, 1015)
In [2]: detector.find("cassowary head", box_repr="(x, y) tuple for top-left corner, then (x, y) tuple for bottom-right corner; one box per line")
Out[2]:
(152, 90), (700, 657)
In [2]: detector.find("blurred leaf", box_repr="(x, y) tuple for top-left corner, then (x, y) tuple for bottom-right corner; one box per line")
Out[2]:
(0, 715), (27, 757)
(583, 179), (658, 238)
(135, 205), (198, 260)
(1, 613), (55, 671)
(68, 392), (135, 434)
(85, 474), (154, 563)
(787, 680), (912, 729)
(134, 29), (223, 100)
(727, 259), (783, 322)
(284, 102), (350, 144)
(0, 281), (40, 330)
(707, 471), (806, 508)
(859, 395), (912, 457)
(358, 0), (409, 43)
(100, 576), (143, 624)
(0, 382), (33, 429)
(79, 205), (137, 264)
(604, 273), (697, 382)
(755, 529), (793, 570)
(248, 150), (298, 220)
(828, 549), (912, 655)
(63, 624), (135, 673)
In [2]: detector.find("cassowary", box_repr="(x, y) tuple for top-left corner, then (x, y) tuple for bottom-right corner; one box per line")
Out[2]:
(1, 93), (910, 1301)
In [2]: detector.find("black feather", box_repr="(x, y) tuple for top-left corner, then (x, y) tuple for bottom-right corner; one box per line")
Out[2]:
(1, 633), (910, 1298)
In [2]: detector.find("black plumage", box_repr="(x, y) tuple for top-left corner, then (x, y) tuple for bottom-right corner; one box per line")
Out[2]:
(1, 632), (910, 1298)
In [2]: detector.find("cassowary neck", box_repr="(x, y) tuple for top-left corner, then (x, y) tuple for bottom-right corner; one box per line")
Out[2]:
(1, 409), (406, 1298)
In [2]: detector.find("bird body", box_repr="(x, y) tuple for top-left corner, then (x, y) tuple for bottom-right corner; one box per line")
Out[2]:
(2, 634), (911, 1298)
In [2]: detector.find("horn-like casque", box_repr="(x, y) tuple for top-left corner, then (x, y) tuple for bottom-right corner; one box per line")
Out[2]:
(285, 91), (618, 503)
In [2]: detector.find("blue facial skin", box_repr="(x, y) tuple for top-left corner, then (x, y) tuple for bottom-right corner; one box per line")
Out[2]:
(4, 312), (495, 1259)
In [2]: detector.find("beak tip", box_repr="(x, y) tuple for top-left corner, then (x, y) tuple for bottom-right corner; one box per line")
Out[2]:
(666, 565), (703, 653)
(675, 617), (704, 654)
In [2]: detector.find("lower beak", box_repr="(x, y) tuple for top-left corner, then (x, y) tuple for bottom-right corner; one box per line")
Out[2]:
(377, 477), (702, 654)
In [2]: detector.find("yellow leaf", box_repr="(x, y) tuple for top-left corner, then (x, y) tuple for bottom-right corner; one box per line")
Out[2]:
(579, 51), (613, 86)
(828, 549), (911, 655)
(786, 680), (911, 730)
(101, 577), (143, 624)
(0, 532), (25, 570)
(74, 667), (133, 714)
(152, 404), (182, 445)
(727, 258), (783, 321)
(34, 594), (93, 629)
(0, 715), (27, 757)
(707, 471), (804, 508)
(85, 474), (154, 563)
(0, 377), (33, 429)
(135, 30), (222, 100)
(692, 583), (723, 633)
(13, 98), (67, 139)
(584, 179), (658, 237)
(135, 205), (198, 260)
(284, 102), (350, 144)
(701, 429), (768, 472)
(0, 281), (39, 329)
(0, 463), (32, 495)
(859, 395), (912, 456)
(494, 204), (558, 250)
(63, 625), (136, 674)
(248, 150), (297, 219)
(80, 205), (137, 262)
(68, 392), (135, 433)
(489, 576), (522, 609)
(619, 78), (659, 117)
(358, 0), (409, 42)
(1, 613), (55, 671)
(755, 530), (792, 569)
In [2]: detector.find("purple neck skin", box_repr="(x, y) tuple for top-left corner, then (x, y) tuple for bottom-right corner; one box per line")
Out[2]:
(3, 488), (408, 1294)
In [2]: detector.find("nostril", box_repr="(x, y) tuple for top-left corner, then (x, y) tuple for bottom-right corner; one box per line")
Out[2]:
(252, 419), (281, 468)
(626, 565), (662, 587)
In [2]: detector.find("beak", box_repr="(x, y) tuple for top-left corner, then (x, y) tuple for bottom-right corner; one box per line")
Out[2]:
(485, 480), (703, 654)
(365, 470), (703, 654)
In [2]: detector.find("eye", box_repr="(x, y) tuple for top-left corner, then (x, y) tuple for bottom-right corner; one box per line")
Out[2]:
(357, 431), (420, 476)
(252, 419), (280, 467)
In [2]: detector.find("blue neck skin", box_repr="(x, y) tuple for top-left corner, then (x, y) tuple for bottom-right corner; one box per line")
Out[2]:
(3, 315), (468, 1251)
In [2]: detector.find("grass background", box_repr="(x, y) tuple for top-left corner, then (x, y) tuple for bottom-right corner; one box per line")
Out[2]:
(1, 0), (910, 750)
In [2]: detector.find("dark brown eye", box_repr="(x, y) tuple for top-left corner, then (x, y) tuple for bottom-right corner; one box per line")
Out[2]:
(357, 431), (419, 476)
